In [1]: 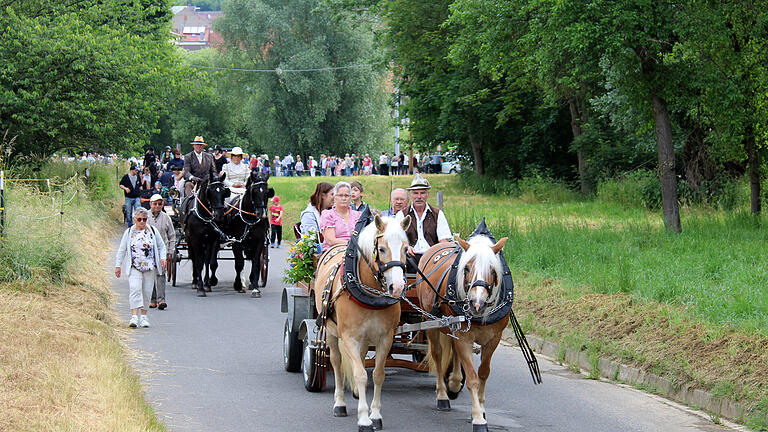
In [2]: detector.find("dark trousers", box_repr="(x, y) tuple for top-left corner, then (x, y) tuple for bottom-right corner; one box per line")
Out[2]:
(270, 224), (282, 245)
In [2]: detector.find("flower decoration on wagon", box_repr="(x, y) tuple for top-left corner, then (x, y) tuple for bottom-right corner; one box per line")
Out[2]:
(283, 231), (320, 284)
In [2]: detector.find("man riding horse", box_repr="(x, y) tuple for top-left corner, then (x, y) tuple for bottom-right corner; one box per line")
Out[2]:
(397, 174), (453, 272)
(182, 136), (218, 196)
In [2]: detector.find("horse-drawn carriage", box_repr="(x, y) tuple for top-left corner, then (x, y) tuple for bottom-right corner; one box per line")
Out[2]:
(281, 209), (541, 432)
(165, 172), (273, 296)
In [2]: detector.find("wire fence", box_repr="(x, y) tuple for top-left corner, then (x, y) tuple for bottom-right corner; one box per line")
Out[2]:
(0, 172), (82, 241)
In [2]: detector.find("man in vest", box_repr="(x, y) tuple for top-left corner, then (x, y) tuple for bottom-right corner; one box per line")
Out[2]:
(182, 136), (218, 196)
(398, 174), (453, 272)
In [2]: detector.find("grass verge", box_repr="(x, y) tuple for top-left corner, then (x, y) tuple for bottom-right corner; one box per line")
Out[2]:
(0, 167), (166, 432)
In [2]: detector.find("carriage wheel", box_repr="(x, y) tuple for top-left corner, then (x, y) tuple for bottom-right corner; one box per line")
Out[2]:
(444, 360), (466, 400)
(283, 319), (302, 372)
(302, 338), (325, 392)
(259, 245), (269, 287)
(171, 247), (179, 287)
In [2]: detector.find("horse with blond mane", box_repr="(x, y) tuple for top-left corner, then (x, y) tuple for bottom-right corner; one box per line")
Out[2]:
(415, 220), (541, 432)
(312, 212), (411, 432)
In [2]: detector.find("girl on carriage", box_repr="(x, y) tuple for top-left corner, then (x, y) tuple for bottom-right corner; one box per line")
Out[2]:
(298, 182), (334, 245)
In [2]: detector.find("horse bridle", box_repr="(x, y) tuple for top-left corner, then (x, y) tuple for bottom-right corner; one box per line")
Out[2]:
(357, 233), (407, 292)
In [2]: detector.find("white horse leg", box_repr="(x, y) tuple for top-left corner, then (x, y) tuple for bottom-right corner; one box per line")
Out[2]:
(369, 331), (394, 429)
(341, 337), (372, 430)
(328, 334), (347, 417)
(455, 341), (485, 428)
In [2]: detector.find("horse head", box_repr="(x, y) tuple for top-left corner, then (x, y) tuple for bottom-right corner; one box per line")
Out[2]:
(455, 234), (508, 318)
(358, 214), (412, 298)
(245, 170), (274, 220)
(204, 173), (230, 222)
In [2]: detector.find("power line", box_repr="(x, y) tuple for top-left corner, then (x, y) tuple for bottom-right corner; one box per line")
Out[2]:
(186, 62), (383, 73)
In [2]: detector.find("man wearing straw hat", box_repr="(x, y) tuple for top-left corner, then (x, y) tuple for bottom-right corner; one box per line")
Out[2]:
(182, 136), (217, 196)
(397, 173), (453, 272)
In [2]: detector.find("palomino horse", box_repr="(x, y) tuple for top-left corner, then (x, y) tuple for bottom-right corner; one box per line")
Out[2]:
(181, 175), (230, 297)
(415, 233), (510, 432)
(313, 214), (411, 432)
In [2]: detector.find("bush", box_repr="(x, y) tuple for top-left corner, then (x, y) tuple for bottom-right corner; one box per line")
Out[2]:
(517, 173), (578, 204)
(597, 170), (661, 210)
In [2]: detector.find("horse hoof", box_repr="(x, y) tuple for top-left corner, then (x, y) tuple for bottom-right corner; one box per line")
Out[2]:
(210, 276), (218, 286)
(205, 285), (212, 292)
(333, 406), (347, 417)
(447, 389), (460, 400)
(358, 425), (373, 432)
(436, 399), (451, 411)
(472, 424), (489, 432)
(197, 289), (206, 297)
(251, 289), (261, 298)
(372, 418), (382, 430)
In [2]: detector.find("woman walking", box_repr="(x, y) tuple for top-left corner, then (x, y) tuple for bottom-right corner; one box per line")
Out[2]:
(114, 207), (167, 328)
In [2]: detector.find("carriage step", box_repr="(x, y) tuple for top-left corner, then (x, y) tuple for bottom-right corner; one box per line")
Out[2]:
(395, 315), (465, 334)
(391, 342), (429, 351)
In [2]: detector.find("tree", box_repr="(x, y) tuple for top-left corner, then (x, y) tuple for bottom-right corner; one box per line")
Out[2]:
(214, 0), (390, 158)
(0, 0), (182, 158)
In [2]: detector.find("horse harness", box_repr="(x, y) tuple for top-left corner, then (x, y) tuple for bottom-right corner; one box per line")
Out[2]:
(190, 180), (267, 245)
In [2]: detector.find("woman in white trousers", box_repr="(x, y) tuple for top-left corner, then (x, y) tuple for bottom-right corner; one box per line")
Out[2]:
(115, 207), (167, 328)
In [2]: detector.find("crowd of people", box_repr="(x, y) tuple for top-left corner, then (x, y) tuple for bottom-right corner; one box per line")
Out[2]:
(115, 135), (452, 328)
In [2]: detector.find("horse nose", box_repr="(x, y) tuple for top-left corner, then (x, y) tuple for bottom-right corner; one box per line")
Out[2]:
(474, 299), (485, 312)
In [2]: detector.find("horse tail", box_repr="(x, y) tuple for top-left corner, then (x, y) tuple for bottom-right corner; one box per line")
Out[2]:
(426, 331), (454, 379)
(337, 339), (357, 391)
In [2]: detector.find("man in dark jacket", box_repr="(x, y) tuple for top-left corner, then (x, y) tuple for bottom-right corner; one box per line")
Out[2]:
(182, 136), (218, 195)
(143, 147), (157, 179)
(119, 165), (141, 226)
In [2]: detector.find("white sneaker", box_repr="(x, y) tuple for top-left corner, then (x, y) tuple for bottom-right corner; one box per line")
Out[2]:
(128, 315), (138, 328)
(139, 316), (150, 328)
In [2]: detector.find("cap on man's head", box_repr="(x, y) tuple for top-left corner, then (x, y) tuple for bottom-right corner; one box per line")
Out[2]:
(150, 194), (164, 202)
(130, 165), (138, 171)
(407, 173), (431, 191)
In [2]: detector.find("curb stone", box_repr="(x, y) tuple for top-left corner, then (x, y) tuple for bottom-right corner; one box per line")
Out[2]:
(501, 328), (751, 427)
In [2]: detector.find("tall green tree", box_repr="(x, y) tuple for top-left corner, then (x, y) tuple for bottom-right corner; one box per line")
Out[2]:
(214, 0), (390, 158)
(0, 0), (181, 158)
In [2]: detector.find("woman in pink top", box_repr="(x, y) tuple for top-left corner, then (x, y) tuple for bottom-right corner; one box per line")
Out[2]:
(319, 181), (361, 251)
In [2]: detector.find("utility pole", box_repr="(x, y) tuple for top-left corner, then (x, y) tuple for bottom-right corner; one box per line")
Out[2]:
(394, 87), (401, 159)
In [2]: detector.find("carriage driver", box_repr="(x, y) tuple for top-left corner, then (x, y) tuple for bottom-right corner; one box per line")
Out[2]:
(396, 174), (453, 272)
(220, 146), (250, 201)
(182, 136), (218, 196)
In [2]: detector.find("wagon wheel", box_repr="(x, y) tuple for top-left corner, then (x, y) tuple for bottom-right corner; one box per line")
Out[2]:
(171, 246), (179, 287)
(302, 338), (326, 392)
(259, 244), (269, 287)
(444, 360), (466, 400)
(283, 319), (302, 372)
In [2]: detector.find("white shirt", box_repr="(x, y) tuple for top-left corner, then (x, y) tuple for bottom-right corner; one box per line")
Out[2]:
(379, 155), (388, 165)
(194, 150), (203, 165)
(221, 161), (249, 191)
(397, 204), (452, 254)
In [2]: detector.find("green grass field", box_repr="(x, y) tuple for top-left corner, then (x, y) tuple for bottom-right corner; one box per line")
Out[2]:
(270, 174), (768, 335)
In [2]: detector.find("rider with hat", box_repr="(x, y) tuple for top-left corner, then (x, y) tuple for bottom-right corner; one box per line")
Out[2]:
(397, 173), (453, 272)
(161, 146), (172, 166)
(221, 146), (250, 200)
(182, 136), (218, 196)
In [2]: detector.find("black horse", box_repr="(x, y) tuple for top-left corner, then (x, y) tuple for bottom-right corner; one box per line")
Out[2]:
(181, 175), (230, 297)
(223, 170), (273, 298)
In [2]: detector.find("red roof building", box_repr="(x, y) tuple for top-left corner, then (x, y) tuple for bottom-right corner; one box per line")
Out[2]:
(171, 6), (223, 51)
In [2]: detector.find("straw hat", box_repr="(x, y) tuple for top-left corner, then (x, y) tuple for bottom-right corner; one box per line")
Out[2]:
(230, 146), (244, 156)
(407, 173), (431, 191)
(190, 136), (207, 146)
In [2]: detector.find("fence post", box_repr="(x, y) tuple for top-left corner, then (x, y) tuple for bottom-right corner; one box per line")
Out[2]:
(0, 169), (5, 240)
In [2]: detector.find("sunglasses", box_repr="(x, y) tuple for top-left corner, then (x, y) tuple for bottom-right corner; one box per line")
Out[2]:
(135, 217), (147, 221)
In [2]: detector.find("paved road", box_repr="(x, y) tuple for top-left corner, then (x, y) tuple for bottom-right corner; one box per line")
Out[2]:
(111, 240), (737, 432)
